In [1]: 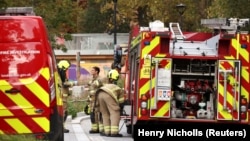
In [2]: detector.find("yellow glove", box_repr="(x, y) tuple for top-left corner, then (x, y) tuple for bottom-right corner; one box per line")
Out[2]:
(84, 104), (90, 115)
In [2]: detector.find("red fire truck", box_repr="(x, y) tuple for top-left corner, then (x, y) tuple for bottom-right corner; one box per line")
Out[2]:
(122, 18), (250, 138)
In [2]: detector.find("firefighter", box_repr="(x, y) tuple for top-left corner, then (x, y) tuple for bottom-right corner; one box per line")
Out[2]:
(96, 74), (125, 137)
(108, 63), (125, 115)
(87, 66), (104, 134)
(57, 60), (75, 133)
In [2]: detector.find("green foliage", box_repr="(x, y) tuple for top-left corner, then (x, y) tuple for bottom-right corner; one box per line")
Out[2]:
(206, 0), (250, 32)
(4, 0), (77, 52)
(67, 100), (88, 119)
(50, 33), (72, 52)
(34, 0), (81, 33)
(207, 0), (250, 18)
(66, 86), (89, 119)
(52, 44), (68, 52)
(2, 0), (250, 36)
(79, 0), (107, 33)
(0, 0), (7, 8)
(67, 95), (88, 119)
(64, 33), (73, 41)
(0, 134), (38, 141)
(100, 0), (212, 32)
(67, 101), (78, 118)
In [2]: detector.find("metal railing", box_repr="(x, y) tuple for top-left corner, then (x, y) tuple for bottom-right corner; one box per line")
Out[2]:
(54, 33), (129, 55)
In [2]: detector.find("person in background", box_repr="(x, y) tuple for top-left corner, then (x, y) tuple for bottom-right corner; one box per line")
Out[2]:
(87, 66), (104, 134)
(96, 73), (125, 137)
(57, 60), (76, 133)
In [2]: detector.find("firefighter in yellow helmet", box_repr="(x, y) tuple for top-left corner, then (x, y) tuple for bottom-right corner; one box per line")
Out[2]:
(57, 60), (75, 133)
(87, 66), (104, 134)
(96, 70), (125, 137)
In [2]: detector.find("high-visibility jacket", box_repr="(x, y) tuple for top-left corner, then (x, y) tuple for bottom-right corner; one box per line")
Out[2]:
(88, 76), (103, 96)
(57, 60), (71, 84)
(99, 84), (124, 104)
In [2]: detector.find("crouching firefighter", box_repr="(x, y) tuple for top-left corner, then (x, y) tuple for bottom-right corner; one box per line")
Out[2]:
(108, 63), (126, 115)
(57, 60), (75, 133)
(96, 75), (125, 137)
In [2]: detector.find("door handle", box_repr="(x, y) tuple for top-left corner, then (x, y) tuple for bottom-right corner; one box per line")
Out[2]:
(5, 88), (20, 94)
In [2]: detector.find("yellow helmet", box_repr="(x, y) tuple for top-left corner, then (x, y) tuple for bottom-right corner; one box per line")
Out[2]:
(108, 69), (119, 81)
(57, 60), (71, 70)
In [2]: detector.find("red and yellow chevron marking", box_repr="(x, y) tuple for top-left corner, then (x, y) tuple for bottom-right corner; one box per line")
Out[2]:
(138, 32), (170, 119)
(0, 67), (51, 134)
(150, 59), (171, 118)
(55, 72), (63, 107)
(217, 60), (239, 120)
(218, 34), (250, 122)
(230, 34), (249, 122)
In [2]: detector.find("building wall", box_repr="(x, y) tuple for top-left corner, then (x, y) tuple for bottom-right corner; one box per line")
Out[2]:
(67, 60), (113, 82)
(55, 33), (129, 83)
(54, 33), (129, 56)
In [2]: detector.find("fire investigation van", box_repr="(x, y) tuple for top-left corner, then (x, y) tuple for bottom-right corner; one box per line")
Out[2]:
(122, 18), (250, 138)
(0, 7), (64, 141)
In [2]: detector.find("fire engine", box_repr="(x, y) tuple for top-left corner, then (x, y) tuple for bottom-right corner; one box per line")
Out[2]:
(122, 18), (250, 137)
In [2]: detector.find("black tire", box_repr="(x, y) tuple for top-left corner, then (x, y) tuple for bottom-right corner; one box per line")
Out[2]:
(49, 106), (64, 141)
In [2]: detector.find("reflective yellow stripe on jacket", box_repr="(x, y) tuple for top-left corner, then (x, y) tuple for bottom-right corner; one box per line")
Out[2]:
(100, 84), (124, 104)
(88, 77), (103, 96)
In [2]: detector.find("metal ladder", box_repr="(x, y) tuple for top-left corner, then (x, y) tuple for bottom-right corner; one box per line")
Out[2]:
(169, 22), (185, 40)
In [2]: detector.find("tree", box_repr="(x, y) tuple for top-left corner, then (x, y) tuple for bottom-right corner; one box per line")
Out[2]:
(206, 0), (250, 31)
(99, 0), (213, 32)
(2, 0), (249, 43)
(34, 0), (81, 33)
(0, 0), (7, 8)
(79, 0), (107, 33)
(206, 0), (250, 18)
(35, 0), (81, 52)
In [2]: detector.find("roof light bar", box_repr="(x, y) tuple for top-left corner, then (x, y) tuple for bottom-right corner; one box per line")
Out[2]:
(0, 7), (35, 16)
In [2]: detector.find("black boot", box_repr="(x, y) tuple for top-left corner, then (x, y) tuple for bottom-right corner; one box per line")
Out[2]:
(64, 110), (68, 122)
(110, 133), (123, 137)
(63, 111), (70, 133)
(64, 128), (69, 133)
(89, 130), (99, 134)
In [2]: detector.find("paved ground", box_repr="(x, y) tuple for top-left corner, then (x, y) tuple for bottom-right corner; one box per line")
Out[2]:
(64, 112), (133, 141)
(64, 114), (89, 141)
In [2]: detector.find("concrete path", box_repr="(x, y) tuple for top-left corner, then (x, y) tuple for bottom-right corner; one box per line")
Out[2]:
(64, 112), (133, 141)
(64, 113), (90, 141)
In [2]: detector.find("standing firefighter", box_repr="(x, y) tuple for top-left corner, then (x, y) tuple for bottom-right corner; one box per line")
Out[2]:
(87, 66), (104, 134)
(57, 60), (75, 133)
(96, 74), (125, 137)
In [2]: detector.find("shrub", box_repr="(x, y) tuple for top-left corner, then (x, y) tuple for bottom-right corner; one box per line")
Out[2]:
(67, 89), (89, 119)
(0, 134), (40, 141)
